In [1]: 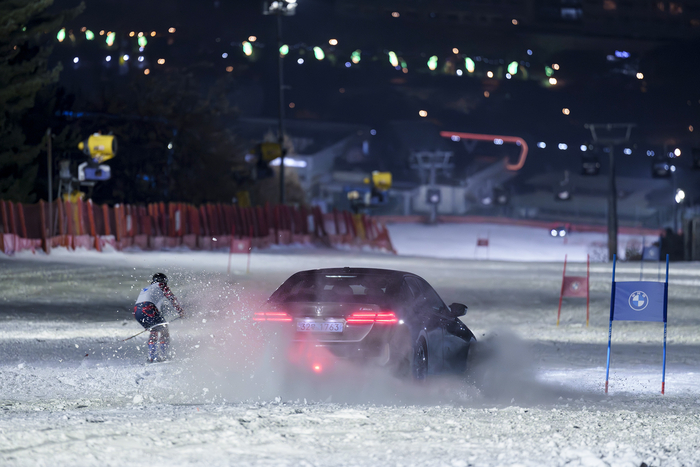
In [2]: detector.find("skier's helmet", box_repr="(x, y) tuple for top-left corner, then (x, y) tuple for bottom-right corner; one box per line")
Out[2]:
(152, 272), (168, 285)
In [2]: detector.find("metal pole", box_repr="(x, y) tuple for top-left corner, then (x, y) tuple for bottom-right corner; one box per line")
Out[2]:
(607, 144), (618, 261)
(276, 13), (286, 205)
(46, 128), (53, 246)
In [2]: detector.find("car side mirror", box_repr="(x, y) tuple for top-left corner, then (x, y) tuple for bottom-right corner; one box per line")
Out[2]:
(448, 303), (468, 317)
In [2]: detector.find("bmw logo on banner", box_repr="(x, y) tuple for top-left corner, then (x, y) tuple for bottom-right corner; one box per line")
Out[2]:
(613, 282), (666, 322)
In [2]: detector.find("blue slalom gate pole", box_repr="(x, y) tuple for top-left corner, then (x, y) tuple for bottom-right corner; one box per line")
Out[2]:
(662, 254), (669, 395)
(605, 254), (617, 394)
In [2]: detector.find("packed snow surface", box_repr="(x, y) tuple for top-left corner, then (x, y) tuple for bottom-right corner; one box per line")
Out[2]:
(1, 222), (699, 466)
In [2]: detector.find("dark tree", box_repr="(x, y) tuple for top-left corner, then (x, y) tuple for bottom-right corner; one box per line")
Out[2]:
(0, 0), (83, 202)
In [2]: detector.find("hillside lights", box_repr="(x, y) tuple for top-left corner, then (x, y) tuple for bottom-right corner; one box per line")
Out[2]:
(351, 50), (361, 64)
(465, 57), (475, 73)
(313, 47), (325, 60)
(57, 28), (66, 42)
(427, 55), (438, 71)
(279, 44), (289, 56)
(507, 61), (518, 75)
(106, 32), (115, 46)
(675, 189), (685, 204)
(242, 41), (253, 56)
(85, 30), (94, 40)
(388, 51), (399, 67)
(138, 36), (147, 47)
(549, 77), (558, 85)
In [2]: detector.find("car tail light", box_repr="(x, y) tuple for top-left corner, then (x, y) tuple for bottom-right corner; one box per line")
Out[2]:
(346, 311), (398, 325)
(253, 311), (293, 322)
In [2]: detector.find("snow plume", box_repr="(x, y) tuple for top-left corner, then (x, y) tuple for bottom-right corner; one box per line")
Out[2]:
(467, 328), (594, 405)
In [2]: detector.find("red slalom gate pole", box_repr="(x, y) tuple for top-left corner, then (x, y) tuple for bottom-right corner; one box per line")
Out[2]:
(556, 254), (567, 326)
(247, 226), (253, 275)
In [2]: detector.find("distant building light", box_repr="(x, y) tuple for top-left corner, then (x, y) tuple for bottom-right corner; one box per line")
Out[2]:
(289, 102), (295, 108)
(157, 58), (165, 65)
(150, 31), (156, 37)
(345, 62), (351, 67)
(222, 53), (228, 58)
(452, 48), (459, 54)
(689, 125), (694, 132)
(370, 129), (376, 136)
(646, 150), (655, 157)
(484, 91), (490, 97)
(168, 27), (176, 33)
(562, 108), (570, 115)
(297, 58), (304, 64)
(623, 148), (632, 155)
(226, 66), (233, 72)
(329, 38), (338, 46)
(122, 54), (129, 61)
(549, 77), (557, 85)
(451, 135), (461, 141)
(138, 56), (144, 62)
(537, 142), (546, 149)
(456, 69), (463, 76)
(138, 32), (144, 37)
(73, 57), (79, 63)
(505, 73), (512, 79)
(675, 189), (685, 203)
(580, 145), (587, 151)
(391, 11), (400, 17)
(487, 71), (494, 78)
(144, 69), (150, 75)
(636, 72), (644, 80)
(670, 165), (676, 172)
(674, 148), (681, 156)
(105, 56), (111, 62)
(512, 19), (518, 25)
(527, 49), (532, 55)
(248, 36), (257, 42)
(615, 50), (630, 58)
(270, 157), (307, 168)
(552, 63), (560, 70)
(419, 110), (428, 117)
(129, 31), (135, 37)
(558, 143), (568, 150)
(494, 138), (504, 145)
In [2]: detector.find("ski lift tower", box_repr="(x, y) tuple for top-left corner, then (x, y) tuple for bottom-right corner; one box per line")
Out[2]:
(410, 150), (454, 224)
(584, 123), (636, 261)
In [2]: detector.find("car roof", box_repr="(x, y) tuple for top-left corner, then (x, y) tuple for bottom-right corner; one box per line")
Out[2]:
(291, 267), (415, 279)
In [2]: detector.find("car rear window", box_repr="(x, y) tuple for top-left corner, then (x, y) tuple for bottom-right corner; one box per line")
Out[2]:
(269, 273), (393, 304)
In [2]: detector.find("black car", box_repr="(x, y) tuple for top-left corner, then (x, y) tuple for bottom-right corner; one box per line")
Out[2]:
(254, 267), (476, 380)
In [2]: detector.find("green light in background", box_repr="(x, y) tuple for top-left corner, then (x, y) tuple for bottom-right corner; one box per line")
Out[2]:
(507, 61), (518, 75)
(465, 57), (475, 73)
(545, 66), (553, 77)
(242, 41), (253, 56)
(138, 36), (147, 47)
(106, 32), (115, 46)
(313, 46), (325, 60)
(427, 55), (438, 71)
(279, 44), (289, 55)
(57, 28), (66, 42)
(85, 30), (94, 40)
(351, 50), (361, 64)
(388, 51), (398, 67)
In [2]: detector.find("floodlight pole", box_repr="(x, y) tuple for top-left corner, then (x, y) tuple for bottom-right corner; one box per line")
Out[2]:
(585, 123), (635, 262)
(264, 1), (296, 205)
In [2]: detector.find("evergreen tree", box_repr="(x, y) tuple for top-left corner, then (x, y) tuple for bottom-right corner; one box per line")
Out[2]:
(0, 0), (83, 202)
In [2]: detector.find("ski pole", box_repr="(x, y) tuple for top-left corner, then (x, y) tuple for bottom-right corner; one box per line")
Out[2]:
(122, 316), (182, 342)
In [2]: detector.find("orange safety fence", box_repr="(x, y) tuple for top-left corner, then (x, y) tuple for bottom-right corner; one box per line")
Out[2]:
(0, 199), (395, 256)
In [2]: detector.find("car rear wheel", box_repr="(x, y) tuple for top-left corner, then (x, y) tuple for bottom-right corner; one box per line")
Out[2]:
(412, 338), (428, 380)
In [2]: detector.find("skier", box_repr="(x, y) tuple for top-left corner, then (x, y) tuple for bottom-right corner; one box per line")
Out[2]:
(134, 273), (185, 363)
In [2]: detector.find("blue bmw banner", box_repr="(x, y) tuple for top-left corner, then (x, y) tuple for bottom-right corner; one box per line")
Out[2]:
(605, 254), (670, 394)
(613, 281), (667, 323)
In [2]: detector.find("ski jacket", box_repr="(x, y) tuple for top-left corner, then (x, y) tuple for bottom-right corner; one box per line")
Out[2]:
(136, 282), (184, 315)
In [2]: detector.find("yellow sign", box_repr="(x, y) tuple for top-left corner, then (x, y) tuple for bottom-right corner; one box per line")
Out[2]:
(371, 171), (392, 191)
(259, 142), (282, 162)
(78, 134), (117, 163)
